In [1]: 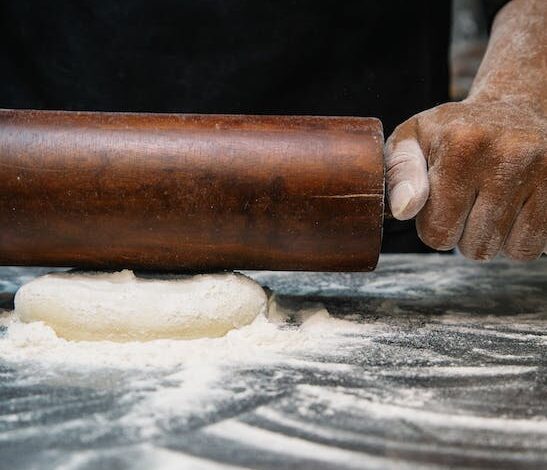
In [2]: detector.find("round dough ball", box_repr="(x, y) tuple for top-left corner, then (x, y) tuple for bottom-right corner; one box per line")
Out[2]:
(14, 270), (267, 342)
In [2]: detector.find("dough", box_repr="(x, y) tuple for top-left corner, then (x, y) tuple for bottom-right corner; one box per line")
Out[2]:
(14, 270), (267, 342)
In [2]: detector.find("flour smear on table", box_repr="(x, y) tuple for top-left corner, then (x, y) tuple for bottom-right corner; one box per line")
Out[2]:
(0, 297), (366, 369)
(0, 256), (545, 469)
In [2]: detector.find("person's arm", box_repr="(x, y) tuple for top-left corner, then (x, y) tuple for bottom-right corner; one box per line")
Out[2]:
(385, 0), (546, 261)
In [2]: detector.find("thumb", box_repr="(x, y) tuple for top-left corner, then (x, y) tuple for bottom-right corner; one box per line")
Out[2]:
(385, 121), (430, 220)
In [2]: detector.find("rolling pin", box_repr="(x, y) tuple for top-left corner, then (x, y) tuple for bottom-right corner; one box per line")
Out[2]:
(0, 109), (384, 272)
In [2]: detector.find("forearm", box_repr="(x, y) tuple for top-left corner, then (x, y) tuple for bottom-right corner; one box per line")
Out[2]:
(468, 0), (546, 114)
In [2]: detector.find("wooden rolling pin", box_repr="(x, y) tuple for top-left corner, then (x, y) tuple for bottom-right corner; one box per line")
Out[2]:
(0, 109), (384, 271)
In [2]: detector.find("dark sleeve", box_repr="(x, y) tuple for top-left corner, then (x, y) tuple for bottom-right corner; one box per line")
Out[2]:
(482, 0), (511, 31)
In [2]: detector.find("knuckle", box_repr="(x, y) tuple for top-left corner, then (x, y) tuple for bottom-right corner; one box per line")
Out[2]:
(442, 123), (487, 148)
(495, 128), (544, 154)
(386, 118), (419, 150)
(430, 125), (487, 169)
(492, 132), (546, 173)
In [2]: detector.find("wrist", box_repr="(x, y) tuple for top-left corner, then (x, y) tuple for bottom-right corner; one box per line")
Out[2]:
(466, 85), (545, 116)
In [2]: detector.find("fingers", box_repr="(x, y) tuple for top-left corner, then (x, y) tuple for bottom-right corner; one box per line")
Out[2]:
(416, 163), (476, 251)
(502, 192), (547, 261)
(387, 102), (545, 263)
(457, 190), (522, 260)
(385, 121), (430, 221)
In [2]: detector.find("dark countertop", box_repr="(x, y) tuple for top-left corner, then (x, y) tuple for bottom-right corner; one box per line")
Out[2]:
(0, 254), (546, 469)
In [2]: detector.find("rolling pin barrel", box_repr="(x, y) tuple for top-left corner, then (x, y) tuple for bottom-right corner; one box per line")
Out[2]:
(0, 109), (384, 271)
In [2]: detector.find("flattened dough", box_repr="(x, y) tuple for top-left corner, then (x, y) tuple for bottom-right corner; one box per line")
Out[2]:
(15, 270), (267, 341)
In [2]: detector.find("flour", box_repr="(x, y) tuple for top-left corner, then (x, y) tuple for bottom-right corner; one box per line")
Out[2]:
(1, 256), (545, 469)
(0, 297), (373, 370)
(0, 297), (384, 464)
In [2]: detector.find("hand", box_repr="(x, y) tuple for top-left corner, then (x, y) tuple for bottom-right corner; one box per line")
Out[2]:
(385, 97), (546, 261)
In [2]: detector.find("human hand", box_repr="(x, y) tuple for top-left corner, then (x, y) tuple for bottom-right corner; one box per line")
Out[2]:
(385, 97), (546, 261)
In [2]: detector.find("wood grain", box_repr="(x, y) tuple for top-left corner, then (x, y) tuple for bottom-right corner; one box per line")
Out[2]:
(0, 109), (384, 271)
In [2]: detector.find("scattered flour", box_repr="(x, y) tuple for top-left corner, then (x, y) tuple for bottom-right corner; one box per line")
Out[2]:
(0, 296), (383, 458)
(0, 296), (373, 371)
(1, 257), (545, 469)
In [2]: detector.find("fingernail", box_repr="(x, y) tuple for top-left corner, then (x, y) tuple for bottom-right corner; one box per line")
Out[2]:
(390, 181), (415, 220)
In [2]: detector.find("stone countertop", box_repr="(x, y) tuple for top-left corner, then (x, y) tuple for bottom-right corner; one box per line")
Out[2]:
(0, 254), (546, 469)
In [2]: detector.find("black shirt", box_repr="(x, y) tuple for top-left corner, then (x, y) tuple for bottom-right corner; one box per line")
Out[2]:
(0, 1), (505, 252)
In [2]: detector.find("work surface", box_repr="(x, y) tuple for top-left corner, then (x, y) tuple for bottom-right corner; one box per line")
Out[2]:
(0, 255), (545, 469)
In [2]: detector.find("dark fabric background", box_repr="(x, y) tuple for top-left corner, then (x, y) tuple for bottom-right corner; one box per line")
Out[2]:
(0, 1), (455, 252)
(482, 0), (511, 31)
